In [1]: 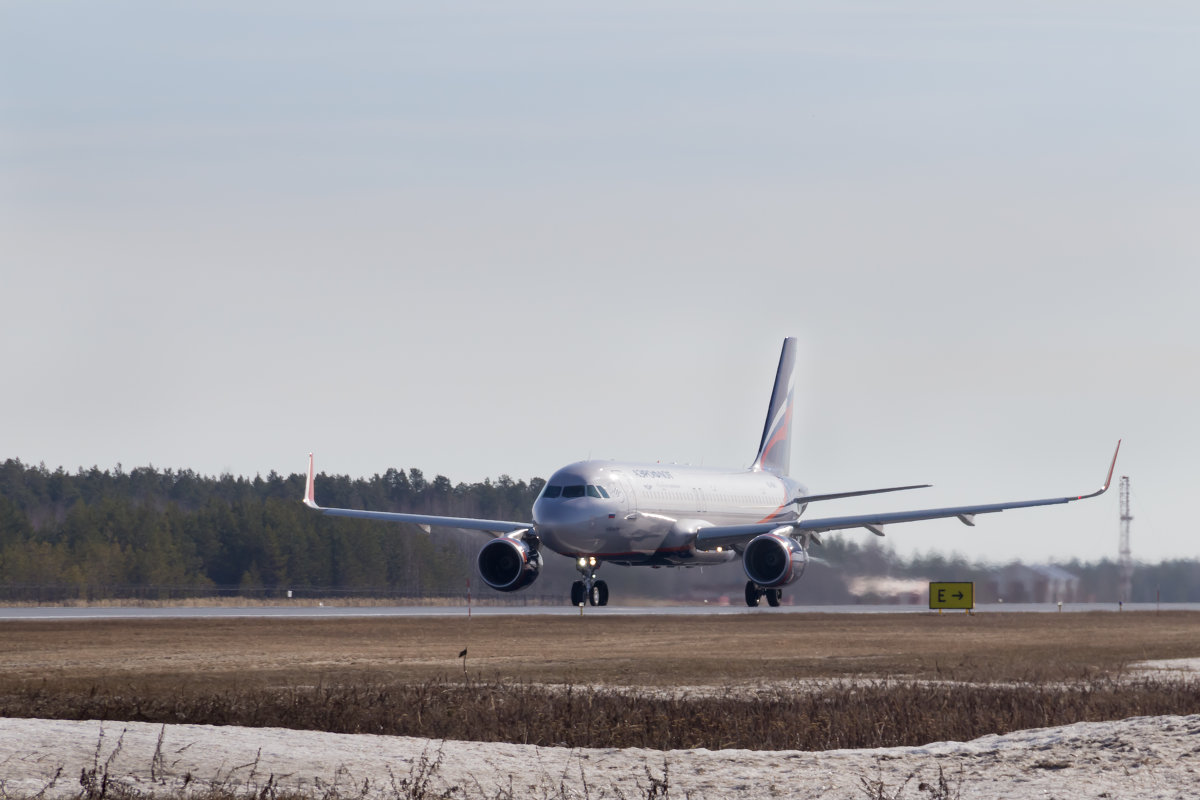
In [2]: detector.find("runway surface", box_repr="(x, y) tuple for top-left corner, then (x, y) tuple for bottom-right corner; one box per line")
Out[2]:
(2, 601), (1196, 620)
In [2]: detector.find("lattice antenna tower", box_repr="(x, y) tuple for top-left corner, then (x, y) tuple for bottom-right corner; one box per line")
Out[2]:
(1118, 476), (1132, 603)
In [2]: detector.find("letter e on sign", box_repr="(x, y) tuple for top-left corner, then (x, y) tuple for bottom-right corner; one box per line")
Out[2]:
(929, 582), (974, 610)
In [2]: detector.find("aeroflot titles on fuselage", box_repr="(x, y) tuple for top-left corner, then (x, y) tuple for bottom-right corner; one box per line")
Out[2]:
(631, 469), (675, 479)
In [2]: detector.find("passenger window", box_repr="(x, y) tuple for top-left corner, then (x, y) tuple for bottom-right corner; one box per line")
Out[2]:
(563, 485), (586, 498)
(543, 485), (562, 499)
(586, 485), (601, 498)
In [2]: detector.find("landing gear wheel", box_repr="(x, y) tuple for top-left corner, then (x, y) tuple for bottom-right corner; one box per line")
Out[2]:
(573, 558), (606, 607)
(766, 588), (782, 607)
(745, 580), (761, 608)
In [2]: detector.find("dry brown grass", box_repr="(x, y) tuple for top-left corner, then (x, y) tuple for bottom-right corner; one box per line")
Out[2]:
(4, 674), (1199, 752)
(2, 611), (1198, 753)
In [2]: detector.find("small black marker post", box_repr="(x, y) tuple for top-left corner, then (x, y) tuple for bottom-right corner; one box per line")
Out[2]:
(463, 578), (471, 675)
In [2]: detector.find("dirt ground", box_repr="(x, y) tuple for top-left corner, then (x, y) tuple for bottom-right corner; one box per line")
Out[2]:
(3, 610), (1198, 688)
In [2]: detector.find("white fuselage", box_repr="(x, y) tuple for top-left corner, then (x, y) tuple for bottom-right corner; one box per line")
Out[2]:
(532, 460), (808, 567)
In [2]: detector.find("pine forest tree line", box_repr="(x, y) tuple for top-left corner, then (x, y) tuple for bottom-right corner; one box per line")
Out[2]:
(1, 458), (1195, 603)
(0, 458), (543, 601)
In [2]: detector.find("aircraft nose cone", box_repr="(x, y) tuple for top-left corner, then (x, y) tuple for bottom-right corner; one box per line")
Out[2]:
(533, 492), (622, 534)
(533, 498), (593, 527)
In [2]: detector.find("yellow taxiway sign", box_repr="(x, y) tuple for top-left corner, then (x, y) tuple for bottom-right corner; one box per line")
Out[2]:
(929, 581), (975, 610)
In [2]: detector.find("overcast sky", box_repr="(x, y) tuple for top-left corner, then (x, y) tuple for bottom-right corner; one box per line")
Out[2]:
(2, 1), (1196, 565)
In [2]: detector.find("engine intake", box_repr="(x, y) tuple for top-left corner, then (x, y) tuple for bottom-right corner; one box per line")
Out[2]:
(743, 532), (807, 588)
(477, 537), (542, 592)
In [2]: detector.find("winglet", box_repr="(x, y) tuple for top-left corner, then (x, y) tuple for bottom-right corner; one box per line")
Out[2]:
(303, 452), (321, 509)
(1080, 440), (1121, 500)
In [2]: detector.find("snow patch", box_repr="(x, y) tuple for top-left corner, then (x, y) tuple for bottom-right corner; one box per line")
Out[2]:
(1129, 658), (1200, 679)
(2, 715), (1199, 799)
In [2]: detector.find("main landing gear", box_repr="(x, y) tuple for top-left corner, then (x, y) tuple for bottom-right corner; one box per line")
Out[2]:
(745, 580), (781, 608)
(571, 556), (609, 607)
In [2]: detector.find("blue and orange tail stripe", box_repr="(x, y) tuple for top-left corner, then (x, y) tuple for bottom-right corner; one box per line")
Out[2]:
(752, 338), (798, 475)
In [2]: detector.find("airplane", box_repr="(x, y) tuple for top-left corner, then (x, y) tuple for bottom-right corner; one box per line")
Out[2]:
(304, 338), (1120, 608)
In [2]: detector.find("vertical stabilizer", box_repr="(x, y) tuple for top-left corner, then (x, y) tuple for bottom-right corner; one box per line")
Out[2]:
(752, 338), (798, 475)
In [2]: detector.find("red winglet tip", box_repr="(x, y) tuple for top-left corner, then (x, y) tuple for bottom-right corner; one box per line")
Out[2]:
(1104, 440), (1121, 491)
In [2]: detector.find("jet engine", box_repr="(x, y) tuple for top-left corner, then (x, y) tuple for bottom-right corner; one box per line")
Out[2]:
(742, 531), (808, 588)
(477, 536), (542, 592)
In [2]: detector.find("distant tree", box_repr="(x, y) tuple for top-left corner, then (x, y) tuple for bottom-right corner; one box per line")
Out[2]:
(0, 496), (30, 548)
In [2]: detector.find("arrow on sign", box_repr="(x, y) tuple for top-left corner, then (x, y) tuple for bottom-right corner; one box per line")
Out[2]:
(929, 582), (974, 610)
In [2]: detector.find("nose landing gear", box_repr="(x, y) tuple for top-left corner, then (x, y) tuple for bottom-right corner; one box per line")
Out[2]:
(571, 557), (608, 606)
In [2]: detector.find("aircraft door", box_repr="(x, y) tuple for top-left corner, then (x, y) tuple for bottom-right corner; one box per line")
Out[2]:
(605, 471), (636, 516)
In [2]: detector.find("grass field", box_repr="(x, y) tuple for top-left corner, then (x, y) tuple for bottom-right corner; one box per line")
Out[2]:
(4, 610), (1198, 686)
(3, 611), (1199, 751)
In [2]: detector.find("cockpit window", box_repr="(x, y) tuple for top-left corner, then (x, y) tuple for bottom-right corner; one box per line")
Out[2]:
(552, 484), (609, 500)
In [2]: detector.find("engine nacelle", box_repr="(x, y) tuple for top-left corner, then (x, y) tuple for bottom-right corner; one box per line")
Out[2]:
(742, 532), (808, 588)
(477, 536), (543, 592)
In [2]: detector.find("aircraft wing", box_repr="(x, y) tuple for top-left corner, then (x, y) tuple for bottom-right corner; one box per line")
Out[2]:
(800, 484), (931, 503)
(695, 441), (1121, 551)
(302, 454), (531, 535)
